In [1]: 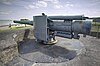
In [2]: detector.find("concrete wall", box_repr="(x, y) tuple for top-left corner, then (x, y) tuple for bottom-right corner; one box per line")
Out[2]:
(0, 28), (34, 65)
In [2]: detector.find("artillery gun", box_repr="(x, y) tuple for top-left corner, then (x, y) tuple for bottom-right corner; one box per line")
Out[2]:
(14, 13), (92, 44)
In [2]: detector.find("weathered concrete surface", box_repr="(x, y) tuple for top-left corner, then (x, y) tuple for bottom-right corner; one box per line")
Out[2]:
(6, 32), (100, 66)
(0, 30), (18, 65)
(0, 28), (100, 66)
(15, 37), (85, 63)
(0, 28), (33, 66)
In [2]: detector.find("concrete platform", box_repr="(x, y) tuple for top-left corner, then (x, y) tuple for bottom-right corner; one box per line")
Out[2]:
(5, 37), (85, 66)
(3, 29), (100, 66)
(16, 37), (85, 64)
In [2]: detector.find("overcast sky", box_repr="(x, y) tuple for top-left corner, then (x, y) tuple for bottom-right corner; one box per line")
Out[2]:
(0, 0), (100, 20)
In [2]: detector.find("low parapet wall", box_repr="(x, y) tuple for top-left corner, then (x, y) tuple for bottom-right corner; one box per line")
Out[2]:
(0, 28), (33, 65)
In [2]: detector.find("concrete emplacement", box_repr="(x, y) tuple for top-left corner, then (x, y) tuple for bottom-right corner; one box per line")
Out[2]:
(17, 34), (85, 63)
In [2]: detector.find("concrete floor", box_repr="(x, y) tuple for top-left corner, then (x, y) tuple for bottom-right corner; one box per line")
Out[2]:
(6, 35), (100, 66)
(18, 37), (85, 63)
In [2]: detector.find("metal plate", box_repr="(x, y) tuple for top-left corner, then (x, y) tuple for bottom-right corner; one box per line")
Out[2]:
(34, 15), (47, 41)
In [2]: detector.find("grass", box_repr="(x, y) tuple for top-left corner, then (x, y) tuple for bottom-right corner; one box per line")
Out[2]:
(11, 25), (32, 29)
(91, 22), (100, 32)
(0, 22), (100, 32)
(0, 24), (32, 32)
(92, 22), (100, 26)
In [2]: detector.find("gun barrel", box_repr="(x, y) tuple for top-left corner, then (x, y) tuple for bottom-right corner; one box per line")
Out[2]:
(13, 20), (33, 25)
(48, 15), (85, 20)
(50, 20), (91, 34)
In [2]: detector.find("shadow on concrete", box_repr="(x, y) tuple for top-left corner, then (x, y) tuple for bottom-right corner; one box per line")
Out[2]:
(16, 29), (77, 63)
(18, 39), (76, 60)
(23, 29), (30, 41)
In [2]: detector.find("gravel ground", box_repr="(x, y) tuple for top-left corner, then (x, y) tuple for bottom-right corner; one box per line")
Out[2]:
(0, 28), (100, 66)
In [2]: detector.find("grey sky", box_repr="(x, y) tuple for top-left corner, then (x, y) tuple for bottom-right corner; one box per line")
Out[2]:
(0, 0), (100, 20)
